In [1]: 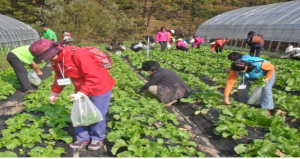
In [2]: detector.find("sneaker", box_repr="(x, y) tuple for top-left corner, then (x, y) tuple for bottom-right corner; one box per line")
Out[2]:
(88, 140), (103, 151)
(268, 111), (271, 116)
(25, 88), (37, 93)
(69, 140), (90, 149)
(164, 100), (177, 107)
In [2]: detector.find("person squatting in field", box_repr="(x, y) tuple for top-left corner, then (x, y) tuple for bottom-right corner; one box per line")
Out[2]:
(175, 38), (189, 52)
(223, 57), (275, 115)
(156, 27), (170, 52)
(137, 61), (191, 106)
(6, 45), (43, 93)
(280, 45), (300, 60)
(210, 38), (226, 53)
(110, 41), (126, 56)
(29, 39), (115, 150)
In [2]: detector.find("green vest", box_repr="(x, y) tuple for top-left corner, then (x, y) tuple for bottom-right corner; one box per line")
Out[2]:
(11, 45), (34, 65)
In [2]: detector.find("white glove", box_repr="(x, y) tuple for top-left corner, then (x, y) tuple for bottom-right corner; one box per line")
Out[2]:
(69, 92), (85, 101)
(49, 92), (59, 103)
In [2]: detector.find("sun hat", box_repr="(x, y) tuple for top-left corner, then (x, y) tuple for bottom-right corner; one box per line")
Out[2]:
(189, 39), (195, 44)
(176, 38), (183, 42)
(285, 45), (294, 53)
(210, 42), (216, 45)
(170, 30), (175, 34)
(29, 39), (63, 64)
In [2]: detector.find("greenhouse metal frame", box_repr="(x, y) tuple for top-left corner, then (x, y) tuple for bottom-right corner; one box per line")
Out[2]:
(0, 14), (39, 55)
(196, 1), (300, 54)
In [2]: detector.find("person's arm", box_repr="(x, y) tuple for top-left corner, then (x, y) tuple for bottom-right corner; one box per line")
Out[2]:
(49, 30), (57, 42)
(51, 64), (66, 93)
(224, 70), (238, 96)
(260, 62), (275, 81)
(210, 44), (216, 51)
(223, 70), (238, 105)
(118, 45), (125, 51)
(156, 32), (160, 42)
(31, 61), (43, 76)
(139, 73), (163, 92)
(280, 54), (291, 59)
(247, 36), (252, 47)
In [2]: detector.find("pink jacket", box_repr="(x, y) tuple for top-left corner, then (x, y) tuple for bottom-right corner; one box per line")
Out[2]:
(193, 37), (204, 44)
(177, 41), (188, 48)
(156, 31), (170, 42)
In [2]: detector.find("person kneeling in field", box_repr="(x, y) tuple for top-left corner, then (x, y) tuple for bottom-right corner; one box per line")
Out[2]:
(280, 45), (300, 60)
(29, 39), (115, 150)
(137, 61), (191, 106)
(223, 57), (275, 115)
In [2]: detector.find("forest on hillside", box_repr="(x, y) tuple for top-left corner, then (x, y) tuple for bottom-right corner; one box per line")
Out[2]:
(0, 0), (290, 43)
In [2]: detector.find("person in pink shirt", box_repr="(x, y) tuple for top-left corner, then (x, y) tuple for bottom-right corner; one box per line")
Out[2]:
(176, 38), (189, 52)
(156, 27), (170, 52)
(190, 36), (204, 49)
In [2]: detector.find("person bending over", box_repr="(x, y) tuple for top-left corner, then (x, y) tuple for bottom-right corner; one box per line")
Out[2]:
(280, 45), (300, 60)
(223, 57), (275, 115)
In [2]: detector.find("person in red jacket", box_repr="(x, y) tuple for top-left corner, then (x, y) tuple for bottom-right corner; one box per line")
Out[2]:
(29, 39), (115, 151)
(210, 38), (226, 53)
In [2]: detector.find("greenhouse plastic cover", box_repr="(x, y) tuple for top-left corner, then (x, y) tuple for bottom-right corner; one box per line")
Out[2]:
(0, 14), (39, 44)
(196, 1), (300, 42)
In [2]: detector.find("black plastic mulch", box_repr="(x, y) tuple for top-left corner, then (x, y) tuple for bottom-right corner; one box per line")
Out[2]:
(0, 65), (112, 157)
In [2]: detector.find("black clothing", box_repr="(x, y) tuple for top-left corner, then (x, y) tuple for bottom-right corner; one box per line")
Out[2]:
(145, 36), (155, 44)
(176, 46), (189, 52)
(159, 41), (167, 52)
(140, 68), (191, 103)
(215, 44), (225, 53)
(7, 52), (33, 92)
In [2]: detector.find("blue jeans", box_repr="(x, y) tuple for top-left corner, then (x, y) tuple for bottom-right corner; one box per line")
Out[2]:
(75, 90), (112, 141)
(238, 70), (275, 109)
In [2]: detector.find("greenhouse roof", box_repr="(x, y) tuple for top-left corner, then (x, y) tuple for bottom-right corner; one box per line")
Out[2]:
(0, 14), (39, 44)
(196, 1), (300, 43)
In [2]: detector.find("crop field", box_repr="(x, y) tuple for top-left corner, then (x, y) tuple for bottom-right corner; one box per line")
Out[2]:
(0, 45), (299, 157)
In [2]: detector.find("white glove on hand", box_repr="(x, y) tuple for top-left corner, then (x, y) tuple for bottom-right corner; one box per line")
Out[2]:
(69, 92), (85, 101)
(49, 92), (59, 103)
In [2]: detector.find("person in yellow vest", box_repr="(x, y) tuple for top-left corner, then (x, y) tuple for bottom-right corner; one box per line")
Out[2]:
(6, 45), (43, 93)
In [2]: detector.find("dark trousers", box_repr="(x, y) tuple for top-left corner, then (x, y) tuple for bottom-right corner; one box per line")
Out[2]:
(159, 41), (168, 52)
(7, 52), (33, 92)
(215, 44), (225, 53)
(176, 46), (189, 52)
(250, 43), (264, 57)
(192, 43), (201, 49)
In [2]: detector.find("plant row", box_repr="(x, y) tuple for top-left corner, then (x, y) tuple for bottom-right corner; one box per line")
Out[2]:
(121, 46), (300, 157)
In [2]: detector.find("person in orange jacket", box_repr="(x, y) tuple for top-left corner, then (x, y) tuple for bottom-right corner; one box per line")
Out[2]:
(168, 30), (175, 45)
(223, 57), (275, 115)
(210, 38), (226, 53)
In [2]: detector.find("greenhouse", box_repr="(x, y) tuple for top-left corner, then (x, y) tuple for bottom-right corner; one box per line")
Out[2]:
(0, 14), (39, 55)
(196, 1), (300, 54)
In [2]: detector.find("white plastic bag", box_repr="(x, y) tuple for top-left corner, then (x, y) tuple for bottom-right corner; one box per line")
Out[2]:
(28, 70), (42, 86)
(247, 86), (263, 105)
(71, 95), (103, 127)
(166, 42), (171, 49)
